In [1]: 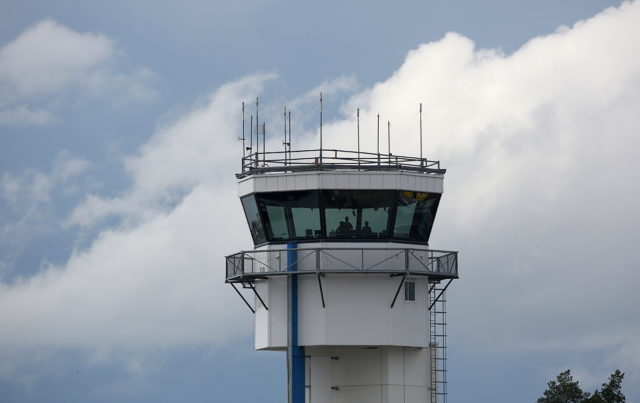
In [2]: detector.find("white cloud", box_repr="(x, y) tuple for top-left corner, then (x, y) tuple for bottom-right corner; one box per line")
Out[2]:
(0, 20), (157, 125)
(0, 20), (114, 98)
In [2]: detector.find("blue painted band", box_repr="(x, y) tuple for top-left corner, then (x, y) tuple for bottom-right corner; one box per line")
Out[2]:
(288, 242), (305, 403)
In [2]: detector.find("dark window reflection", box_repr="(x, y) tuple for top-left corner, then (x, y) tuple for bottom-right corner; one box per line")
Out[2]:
(241, 189), (440, 245)
(394, 191), (440, 242)
(256, 191), (321, 241)
(241, 195), (266, 244)
(323, 190), (395, 239)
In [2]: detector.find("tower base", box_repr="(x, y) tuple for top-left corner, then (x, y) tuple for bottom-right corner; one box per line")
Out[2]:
(305, 346), (431, 403)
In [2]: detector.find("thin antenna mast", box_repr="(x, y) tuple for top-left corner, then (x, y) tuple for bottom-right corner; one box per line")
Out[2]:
(377, 113), (380, 166)
(319, 92), (323, 164)
(250, 115), (253, 151)
(255, 97), (259, 166)
(241, 102), (246, 160)
(357, 108), (360, 166)
(262, 122), (266, 166)
(387, 120), (391, 165)
(420, 103), (423, 166)
(283, 106), (287, 166)
(288, 110), (292, 164)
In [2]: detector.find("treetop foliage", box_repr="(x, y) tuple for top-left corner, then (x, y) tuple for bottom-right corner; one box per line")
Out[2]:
(537, 369), (625, 403)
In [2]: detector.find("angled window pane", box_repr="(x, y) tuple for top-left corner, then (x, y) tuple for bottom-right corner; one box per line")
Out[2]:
(241, 195), (266, 245)
(394, 191), (441, 243)
(256, 191), (321, 241)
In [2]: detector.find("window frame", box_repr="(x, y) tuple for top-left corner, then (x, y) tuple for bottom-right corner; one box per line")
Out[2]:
(404, 280), (416, 302)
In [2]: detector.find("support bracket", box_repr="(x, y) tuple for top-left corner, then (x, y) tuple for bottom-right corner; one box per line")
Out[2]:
(230, 283), (255, 314)
(428, 279), (453, 311)
(248, 281), (268, 310)
(390, 272), (407, 308)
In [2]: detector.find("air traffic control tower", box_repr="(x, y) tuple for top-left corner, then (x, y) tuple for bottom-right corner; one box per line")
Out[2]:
(225, 102), (459, 403)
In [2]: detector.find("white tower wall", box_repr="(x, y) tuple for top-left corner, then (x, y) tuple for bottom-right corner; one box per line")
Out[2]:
(237, 171), (443, 198)
(255, 275), (429, 350)
(305, 346), (430, 403)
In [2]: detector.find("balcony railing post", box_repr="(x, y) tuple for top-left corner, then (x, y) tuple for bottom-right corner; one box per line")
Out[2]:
(405, 249), (409, 272)
(316, 249), (320, 272)
(454, 253), (458, 275)
(241, 252), (245, 276)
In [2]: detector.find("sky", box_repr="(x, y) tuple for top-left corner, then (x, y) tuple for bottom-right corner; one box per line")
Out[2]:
(1, 1), (639, 402)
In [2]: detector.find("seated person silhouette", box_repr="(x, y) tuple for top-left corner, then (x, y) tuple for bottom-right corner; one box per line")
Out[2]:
(362, 221), (372, 234)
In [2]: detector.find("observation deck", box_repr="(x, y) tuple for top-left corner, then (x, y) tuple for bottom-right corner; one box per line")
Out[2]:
(226, 247), (458, 283)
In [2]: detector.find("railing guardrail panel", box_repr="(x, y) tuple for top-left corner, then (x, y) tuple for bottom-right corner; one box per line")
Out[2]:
(225, 247), (458, 281)
(238, 148), (444, 177)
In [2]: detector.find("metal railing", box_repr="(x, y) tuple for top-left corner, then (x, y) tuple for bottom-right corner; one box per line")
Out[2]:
(225, 247), (458, 283)
(237, 148), (445, 178)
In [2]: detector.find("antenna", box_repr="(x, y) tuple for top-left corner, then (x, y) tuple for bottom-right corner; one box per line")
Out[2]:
(420, 103), (423, 166)
(241, 102), (246, 159)
(255, 97), (259, 166)
(288, 110), (292, 165)
(357, 108), (360, 166)
(283, 106), (288, 166)
(262, 122), (266, 166)
(387, 120), (391, 165)
(377, 113), (380, 166)
(319, 92), (323, 164)
(250, 115), (254, 166)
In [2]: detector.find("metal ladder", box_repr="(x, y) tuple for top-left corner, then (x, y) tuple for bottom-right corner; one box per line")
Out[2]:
(429, 282), (448, 403)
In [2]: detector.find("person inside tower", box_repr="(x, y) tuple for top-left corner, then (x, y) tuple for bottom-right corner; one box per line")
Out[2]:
(343, 216), (353, 233)
(362, 221), (372, 234)
(336, 216), (353, 234)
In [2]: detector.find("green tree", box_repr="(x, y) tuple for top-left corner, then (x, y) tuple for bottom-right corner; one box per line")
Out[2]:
(538, 370), (589, 403)
(537, 369), (625, 403)
(585, 370), (625, 403)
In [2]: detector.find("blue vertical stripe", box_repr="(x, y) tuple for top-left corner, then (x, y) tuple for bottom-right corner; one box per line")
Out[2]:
(288, 242), (305, 403)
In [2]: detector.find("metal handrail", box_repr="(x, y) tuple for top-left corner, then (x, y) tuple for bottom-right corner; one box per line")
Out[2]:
(237, 148), (445, 178)
(225, 247), (458, 282)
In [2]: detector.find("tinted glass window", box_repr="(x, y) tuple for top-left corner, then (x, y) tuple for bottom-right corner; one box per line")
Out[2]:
(243, 188), (440, 245)
(394, 191), (440, 242)
(241, 195), (266, 244)
(256, 191), (321, 241)
(323, 190), (395, 239)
